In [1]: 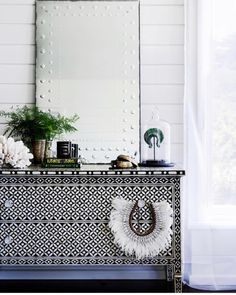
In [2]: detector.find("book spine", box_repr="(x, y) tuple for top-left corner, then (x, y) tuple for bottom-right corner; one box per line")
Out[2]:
(44, 163), (81, 168)
(45, 159), (79, 164)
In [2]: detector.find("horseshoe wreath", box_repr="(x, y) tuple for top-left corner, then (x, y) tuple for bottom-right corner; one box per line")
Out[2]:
(109, 197), (173, 259)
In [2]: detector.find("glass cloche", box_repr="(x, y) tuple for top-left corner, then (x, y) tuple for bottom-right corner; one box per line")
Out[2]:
(141, 109), (174, 167)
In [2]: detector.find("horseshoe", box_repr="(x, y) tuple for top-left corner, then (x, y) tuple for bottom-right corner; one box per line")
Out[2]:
(129, 201), (156, 236)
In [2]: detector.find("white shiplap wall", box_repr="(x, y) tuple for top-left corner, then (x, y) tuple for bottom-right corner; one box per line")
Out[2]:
(0, 0), (184, 163)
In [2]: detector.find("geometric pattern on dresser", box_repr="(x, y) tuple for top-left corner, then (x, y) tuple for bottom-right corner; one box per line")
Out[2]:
(0, 185), (173, 221)
(0, 222), (173, 259)
(0, 182), (175, 260)
(0, 175), (181, 185)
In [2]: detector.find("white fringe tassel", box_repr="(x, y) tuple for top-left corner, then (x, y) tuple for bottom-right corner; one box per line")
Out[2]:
(109, 197), (173, 259)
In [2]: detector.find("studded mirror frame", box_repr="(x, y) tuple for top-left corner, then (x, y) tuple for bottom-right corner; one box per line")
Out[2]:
(0, 167), (184, 292)
(35, 1), (140, 163)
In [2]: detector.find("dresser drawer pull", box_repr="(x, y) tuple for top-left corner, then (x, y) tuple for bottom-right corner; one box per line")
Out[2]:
(4, 236), (13, 245)
(4, 200), (13, 208)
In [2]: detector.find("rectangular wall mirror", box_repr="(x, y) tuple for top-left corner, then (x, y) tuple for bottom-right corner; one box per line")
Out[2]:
(36, 0), (140, 163)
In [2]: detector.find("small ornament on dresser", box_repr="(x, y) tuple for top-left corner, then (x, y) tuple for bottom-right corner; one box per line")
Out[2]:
(111, 154), (138, 169)
(141, 107), (174, 167)
(0, 136), (33, 168)
(71, 143), (78, 158)
(56, 141), (79, 159)
(57, 141), (72, 159)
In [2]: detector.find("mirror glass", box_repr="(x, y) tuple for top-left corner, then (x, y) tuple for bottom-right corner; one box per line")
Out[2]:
(36, 1), (140, 163)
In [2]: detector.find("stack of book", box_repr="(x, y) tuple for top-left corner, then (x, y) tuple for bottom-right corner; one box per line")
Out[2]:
(43, 158), (81, 168)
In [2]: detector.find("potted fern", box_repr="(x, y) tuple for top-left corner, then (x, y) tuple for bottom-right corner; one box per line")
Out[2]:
(0, 106), (79, 164)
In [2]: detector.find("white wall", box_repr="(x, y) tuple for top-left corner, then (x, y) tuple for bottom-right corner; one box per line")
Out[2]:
(0, 0), (184, 163)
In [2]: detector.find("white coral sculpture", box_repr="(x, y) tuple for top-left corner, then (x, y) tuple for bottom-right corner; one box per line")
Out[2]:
(0, 136), (33, 168)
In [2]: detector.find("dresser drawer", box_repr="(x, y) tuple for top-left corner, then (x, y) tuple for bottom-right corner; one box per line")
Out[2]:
(0, 183), (174, 221)
(0, 222), (173, 264)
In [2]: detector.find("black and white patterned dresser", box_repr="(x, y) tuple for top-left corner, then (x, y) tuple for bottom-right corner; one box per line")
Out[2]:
(0, 165), (184, 292)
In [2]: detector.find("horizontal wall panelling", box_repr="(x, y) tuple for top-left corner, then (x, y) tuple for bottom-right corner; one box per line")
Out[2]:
(0, 1), (35, 4)
(141, 45), (184, 65)
(0, 5), (35, 24)
(141, 65), (184, 84)
(140, 6), (184, 24)
(0, 45), (35, 64)
(141, 85), (184, 104)
(0, 85), (35, 103)
(0, 24), (35, 44)
(171, 125), (183, 144)
(140, 0), (184, 4)
(0, 65), (34, 84)
(171, 144), (183, 163)
(141, 25), (184, 45)
(0, 0), (183, 4)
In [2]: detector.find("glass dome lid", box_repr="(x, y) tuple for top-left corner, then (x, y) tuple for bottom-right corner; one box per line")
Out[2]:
(140, 108), (174, 167)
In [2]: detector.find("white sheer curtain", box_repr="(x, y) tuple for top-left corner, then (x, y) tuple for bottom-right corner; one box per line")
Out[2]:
(184, 0), (236, 291)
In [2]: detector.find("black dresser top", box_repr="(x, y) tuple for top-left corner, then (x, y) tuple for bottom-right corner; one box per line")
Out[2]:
(0, 164), (185, 176)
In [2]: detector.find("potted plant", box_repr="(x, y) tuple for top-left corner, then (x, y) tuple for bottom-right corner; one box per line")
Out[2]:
(35, 109), (79, 159)
(0, 106), (79, 163)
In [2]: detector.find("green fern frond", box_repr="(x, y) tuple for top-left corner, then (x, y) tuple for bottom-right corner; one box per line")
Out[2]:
(0, 106), (79, 147)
